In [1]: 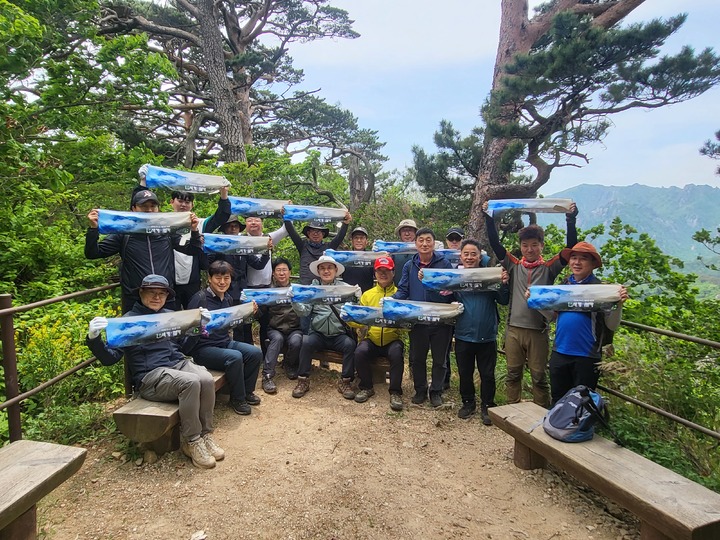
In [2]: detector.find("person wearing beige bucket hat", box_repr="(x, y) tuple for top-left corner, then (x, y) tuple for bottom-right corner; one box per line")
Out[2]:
(392, 218), (418, 286)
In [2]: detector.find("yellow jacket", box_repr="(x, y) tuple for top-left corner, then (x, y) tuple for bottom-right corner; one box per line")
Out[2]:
(359, 282), (404, 347)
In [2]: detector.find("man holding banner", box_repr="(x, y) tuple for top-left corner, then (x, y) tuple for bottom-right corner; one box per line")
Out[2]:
(86, 274), (223, 470)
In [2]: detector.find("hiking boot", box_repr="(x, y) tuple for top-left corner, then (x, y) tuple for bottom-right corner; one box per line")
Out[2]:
(337, 377), (356, 400)
(229, 399), (251, 415)
(181, 438), (215, 469)
(262, 376), (277, 394)
(292, 377), (310, 398)
(411, 391), (427, 405)
(354, 388), (375, 403)
(285, 365), (298, 380)
(201, 433), (225, 461)
(246, 392), (261, 406)
(429, 392), (443, 409)
(458, 402), (477, 419)
(481, 405), (492, 426)
(390, 393), (403, 412)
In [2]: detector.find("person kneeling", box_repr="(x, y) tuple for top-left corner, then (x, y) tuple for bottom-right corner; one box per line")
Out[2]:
(291, 255), (361, 399)
(185, 261), (263, 416)
(86, 274), (223, 469)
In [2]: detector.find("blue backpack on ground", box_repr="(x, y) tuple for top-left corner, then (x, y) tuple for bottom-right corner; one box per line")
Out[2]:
(543, 385), (608, 443)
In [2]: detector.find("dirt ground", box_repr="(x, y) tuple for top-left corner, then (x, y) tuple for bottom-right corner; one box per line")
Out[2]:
(39, 365), (640, 540)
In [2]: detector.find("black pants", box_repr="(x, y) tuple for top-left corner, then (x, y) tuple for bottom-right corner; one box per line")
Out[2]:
(355, 339), (404, 395)
(409, 324), (452, 396)
(549, 350), (600, 406)
(455, 339), (497, 407)
(174, 282), (200, 310)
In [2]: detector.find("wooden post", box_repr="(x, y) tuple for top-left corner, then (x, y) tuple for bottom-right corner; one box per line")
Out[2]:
(513, 440), (546, 470)
(0, 294), (22, 441)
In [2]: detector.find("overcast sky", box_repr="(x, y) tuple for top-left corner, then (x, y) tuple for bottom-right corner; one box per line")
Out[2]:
(288, 0), (720, 195)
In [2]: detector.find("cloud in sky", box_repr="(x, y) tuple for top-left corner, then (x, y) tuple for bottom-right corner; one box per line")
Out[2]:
(288, 1), (720, 192)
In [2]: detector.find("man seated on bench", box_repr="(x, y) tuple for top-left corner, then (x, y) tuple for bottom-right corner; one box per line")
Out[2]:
(185, 260), (263, 416)
(260, 257), (303, 392)
(353, 256), (406, 411)
(291, 255), (361, 399)
(86, 274), (223, 470)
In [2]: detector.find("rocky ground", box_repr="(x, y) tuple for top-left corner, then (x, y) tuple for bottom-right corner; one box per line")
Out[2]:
(39, 366), (640, 540)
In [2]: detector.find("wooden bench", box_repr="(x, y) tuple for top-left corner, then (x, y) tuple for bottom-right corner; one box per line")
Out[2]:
(489, 402), (720, 540)
(113, 370), (226, 454)
(312, 350), (391, 384)
(0, 440), (86, 540)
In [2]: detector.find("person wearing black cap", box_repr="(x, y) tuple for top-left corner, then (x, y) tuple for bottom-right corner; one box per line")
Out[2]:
(85, 190), (203, 313)
(284, 212), (351, 285)
(341, 226), (375, 293)
(135, 165), (231, 309)
(86, 274), (223, 469)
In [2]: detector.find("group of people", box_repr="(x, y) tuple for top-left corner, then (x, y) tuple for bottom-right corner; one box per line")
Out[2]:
(84, 167), (626, 468)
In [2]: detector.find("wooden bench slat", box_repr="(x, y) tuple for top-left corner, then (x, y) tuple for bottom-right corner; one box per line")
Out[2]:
(113, 370), (226, 444)
(0, 440), (86, 531)
(490, 402), (720, 540)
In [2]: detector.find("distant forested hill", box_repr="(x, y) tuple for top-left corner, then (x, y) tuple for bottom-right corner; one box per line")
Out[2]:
(536, 184), (720, 278)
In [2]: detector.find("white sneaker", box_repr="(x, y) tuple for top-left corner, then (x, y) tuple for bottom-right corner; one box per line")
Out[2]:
(181, 438), (216, 469)
(202, 433), (225, 461)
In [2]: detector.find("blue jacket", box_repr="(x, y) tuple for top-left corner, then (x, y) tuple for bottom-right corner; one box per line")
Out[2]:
(394, 252), (453, 303)
(86, 302), (187, 391)
(454, 285), (510, 343)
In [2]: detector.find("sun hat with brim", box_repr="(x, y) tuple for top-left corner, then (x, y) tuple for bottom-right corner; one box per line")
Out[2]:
(309, 255), (345, 277)
(132, 189), (160, 207)
(134, 274), (176, 299)
(560, 241), (602, 269)
(302, 220), (330, 238)
(394, 219), (418, 237)
(220, 214), (246, 233)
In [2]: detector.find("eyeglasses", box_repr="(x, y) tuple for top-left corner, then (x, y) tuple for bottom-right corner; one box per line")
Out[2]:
(142, 289), (169, 298)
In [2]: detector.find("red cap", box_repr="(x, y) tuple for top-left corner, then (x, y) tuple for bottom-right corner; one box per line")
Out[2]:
(374, 256), (394, 270)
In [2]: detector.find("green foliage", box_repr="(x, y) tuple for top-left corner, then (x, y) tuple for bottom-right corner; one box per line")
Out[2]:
(693, 227), (720, 272)
(23, 402), (115, 445)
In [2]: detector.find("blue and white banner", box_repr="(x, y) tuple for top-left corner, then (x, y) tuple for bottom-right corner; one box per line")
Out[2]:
(487, 198), (574, 214)
(282, 204), (347, 223)
(435, 248), (461, 266)
(205, 303), (255, 334)
(289, 284), (358, 305)
(106, 309), (202, 348)
(145, 165), (230, 194)
(422, 267), (503, 291)
(371, 240), (417, 254)
(228, 197), (286, 218)
(242, 287), (292, 306)
(97, 210), (191, 235)
(325, 249), (389, 268)
(527, 284), (622, 311)
(202, 234), (270, 255)
(381, 298), (464, 326)
(339, 303), (406, 328)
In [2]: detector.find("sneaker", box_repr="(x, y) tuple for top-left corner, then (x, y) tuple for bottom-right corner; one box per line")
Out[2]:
(201, 433), (225, 461)
(181, 438), (215, 469)
(292, 377), (310, 398)
(411, 391), (427, 405)
(246, 392), (261, 406)
(390, 393), (403, 411)
(337, 378), (356, 400)
(354, 388), (375, 403)
(458, 402), (477, 419)
(229, 399), (251, 415)
(262, 376), (277, 394)
(429, 392), (443, 408)
(481, 405), (492, 426)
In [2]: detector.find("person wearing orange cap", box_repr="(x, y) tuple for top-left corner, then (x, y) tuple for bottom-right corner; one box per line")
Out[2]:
(549, 242), (629, 404)
(352, 256), (406, 411)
